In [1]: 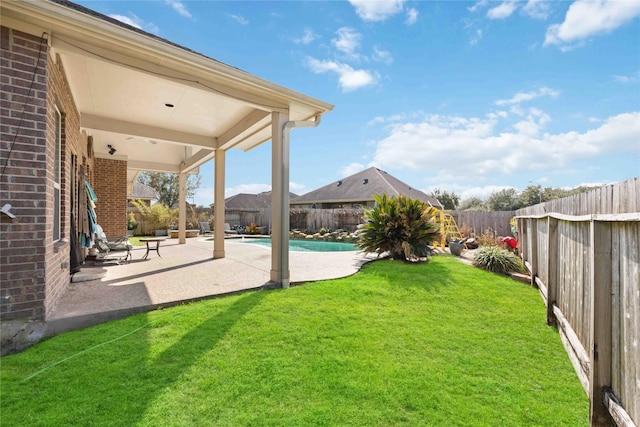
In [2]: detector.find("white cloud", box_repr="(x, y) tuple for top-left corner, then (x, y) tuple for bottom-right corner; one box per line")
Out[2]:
(372, 46), (393, 64)
(225, 183), (271, 197)
(109, 14), (143, 30)
(370, 111), (640, 182)
(349, 0), (405, 22)
(405, 8), (419, 25)
(306, 57), (379, 92)
(522, 0), (551, 19)
(495, 87), (560, 106)
(487, 1), (518, 19)
(367, 116), (386, 126)
(470, 28), (483, 45)
(545, 0), (640, 48)
(228, 14), (249, 25)
(165, 0), (192, 18)
(294, 28), (319, 45)
(109, 14), (159, 34)
(459, 185), (513, 201)
(468, 0), (488, 13)
(613, 72), (640, 84)
(290, 182), (307, 195)
(332, 27), (362, 59)
(193, 186), (214, 206)
(340, 163), (366, 177)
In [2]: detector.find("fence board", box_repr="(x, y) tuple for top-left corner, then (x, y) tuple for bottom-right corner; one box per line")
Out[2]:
(620, 223), (639, 422)
(516, 177), (640, 426)
(450, 210), (515, 237)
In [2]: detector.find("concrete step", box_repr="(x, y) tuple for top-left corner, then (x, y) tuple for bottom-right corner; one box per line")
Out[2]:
(71, 267), (107, 282)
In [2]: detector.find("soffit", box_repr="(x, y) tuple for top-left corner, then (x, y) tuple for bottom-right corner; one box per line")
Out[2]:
(2, 0), (333, 185)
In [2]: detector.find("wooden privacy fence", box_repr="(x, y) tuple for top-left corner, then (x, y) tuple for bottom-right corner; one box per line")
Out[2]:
(449, 210), (515, 237)
(516, 177), (639, 427)
(223, 208), (366, 233)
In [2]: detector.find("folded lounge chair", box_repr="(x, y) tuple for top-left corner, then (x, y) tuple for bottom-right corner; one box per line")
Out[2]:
(94, 224), (132, 263)
(224, 223), (242, 235)
(199, 221), (212, 236)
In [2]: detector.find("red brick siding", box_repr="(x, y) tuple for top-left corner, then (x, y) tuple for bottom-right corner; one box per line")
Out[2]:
(1, 27), (92, 321)
(94, 158), (127, 237)
(1, 28), (49, 321)
(44, 51), (89, 319)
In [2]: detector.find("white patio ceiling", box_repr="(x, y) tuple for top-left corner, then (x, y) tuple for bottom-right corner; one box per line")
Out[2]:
(3, 0), (333, 190)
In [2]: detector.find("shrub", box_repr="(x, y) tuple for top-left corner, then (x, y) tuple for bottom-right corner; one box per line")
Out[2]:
(132, 199), (175, 231)
(473, 245), (525, 274)
(126, 212), (138, 231)
(244, 223), (260, 235)
(357, 194), (440, 262)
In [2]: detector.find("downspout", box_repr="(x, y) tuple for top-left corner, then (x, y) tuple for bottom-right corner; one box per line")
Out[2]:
(278, 115), (322, 288)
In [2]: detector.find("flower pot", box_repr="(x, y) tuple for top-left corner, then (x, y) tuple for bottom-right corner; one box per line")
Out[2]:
(449, 242), (464, 256)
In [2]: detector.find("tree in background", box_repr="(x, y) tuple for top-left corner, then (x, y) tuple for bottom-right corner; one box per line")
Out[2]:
(458, 197), (486, 211)
(429, 188), (460, 210)
(137, 172), (201, 208)
(519, 185), (544, 207)
(486, 188), (521, 211)
(458, 184), (601, 212)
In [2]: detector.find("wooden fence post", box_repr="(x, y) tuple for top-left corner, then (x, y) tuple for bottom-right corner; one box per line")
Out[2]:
(546, 217), (558, 326)
(530, 218), (539, 288)
(589, 219), (613, 426)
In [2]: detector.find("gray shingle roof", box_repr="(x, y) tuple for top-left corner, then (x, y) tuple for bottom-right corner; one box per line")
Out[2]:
(214, 191), (299, 209)
(291, 167), (443, 209)
(128, 182), (157, 200)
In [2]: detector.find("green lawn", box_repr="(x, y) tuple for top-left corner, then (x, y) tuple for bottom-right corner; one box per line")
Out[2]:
(0, 256), (588, 426)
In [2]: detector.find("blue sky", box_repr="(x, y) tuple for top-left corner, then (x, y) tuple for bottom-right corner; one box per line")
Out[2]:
(79, 0), (639, 206)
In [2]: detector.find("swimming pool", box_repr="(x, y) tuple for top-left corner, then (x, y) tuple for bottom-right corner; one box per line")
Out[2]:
(240, 238), (359, 252)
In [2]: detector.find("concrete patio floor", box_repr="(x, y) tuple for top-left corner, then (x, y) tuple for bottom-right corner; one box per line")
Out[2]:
(47, 237), (377, 335)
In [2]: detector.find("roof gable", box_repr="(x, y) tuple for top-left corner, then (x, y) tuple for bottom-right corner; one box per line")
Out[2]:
(291, 167), (443, 208)
(128, 182), (157, 200)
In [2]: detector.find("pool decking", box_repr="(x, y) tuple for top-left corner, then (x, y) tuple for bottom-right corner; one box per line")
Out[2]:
(48, 237), (377, 336)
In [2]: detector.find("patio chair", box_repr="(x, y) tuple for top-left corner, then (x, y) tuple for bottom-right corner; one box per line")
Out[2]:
(224, 223), (241, 235)
(94, 224), (132, 263)
(199, 221), (212, 236)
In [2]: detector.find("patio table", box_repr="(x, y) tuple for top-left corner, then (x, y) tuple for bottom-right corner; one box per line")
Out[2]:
(139, 237), (166, 260)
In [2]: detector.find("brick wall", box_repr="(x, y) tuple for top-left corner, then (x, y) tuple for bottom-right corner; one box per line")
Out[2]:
(94, 158), (127, 237)
(1, 27), (91, 324)
(1, 28), (49, 321)
(45, 50), (88, 318)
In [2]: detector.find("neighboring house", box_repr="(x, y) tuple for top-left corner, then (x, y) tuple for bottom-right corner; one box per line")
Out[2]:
(291, 167), (444, 210)
(127, 182), (157, 210)
(1, 0), (332, 353)
(214, 191), (298, 210)
(127, 182), (158, 235)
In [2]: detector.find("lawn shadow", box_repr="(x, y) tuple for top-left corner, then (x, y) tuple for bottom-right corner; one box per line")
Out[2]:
(124, 290), (266, 425)
(359, 255), (463, 294)
(11, 290), (266, 426)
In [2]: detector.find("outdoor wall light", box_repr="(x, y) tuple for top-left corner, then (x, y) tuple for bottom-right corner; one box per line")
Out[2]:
(108, 144), (116, 155)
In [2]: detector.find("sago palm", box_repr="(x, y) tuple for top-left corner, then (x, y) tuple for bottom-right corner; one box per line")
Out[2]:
(357, 194), (440, 262)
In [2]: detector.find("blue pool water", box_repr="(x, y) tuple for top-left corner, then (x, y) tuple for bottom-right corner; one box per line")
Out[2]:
(240, 238), (358, 252)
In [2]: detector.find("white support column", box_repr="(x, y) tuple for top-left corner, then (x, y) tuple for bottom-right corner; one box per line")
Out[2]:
(271, 110), (290, 288)
(178, 173), (186, 244)
(213, 149), (226, 258)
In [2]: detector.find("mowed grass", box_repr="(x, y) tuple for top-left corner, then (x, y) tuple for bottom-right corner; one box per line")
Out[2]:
(0, 256), (588, 426)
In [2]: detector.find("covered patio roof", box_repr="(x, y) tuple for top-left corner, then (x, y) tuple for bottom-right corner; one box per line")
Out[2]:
(2, 0), (333, 288)
(2, 0), (333, 191)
